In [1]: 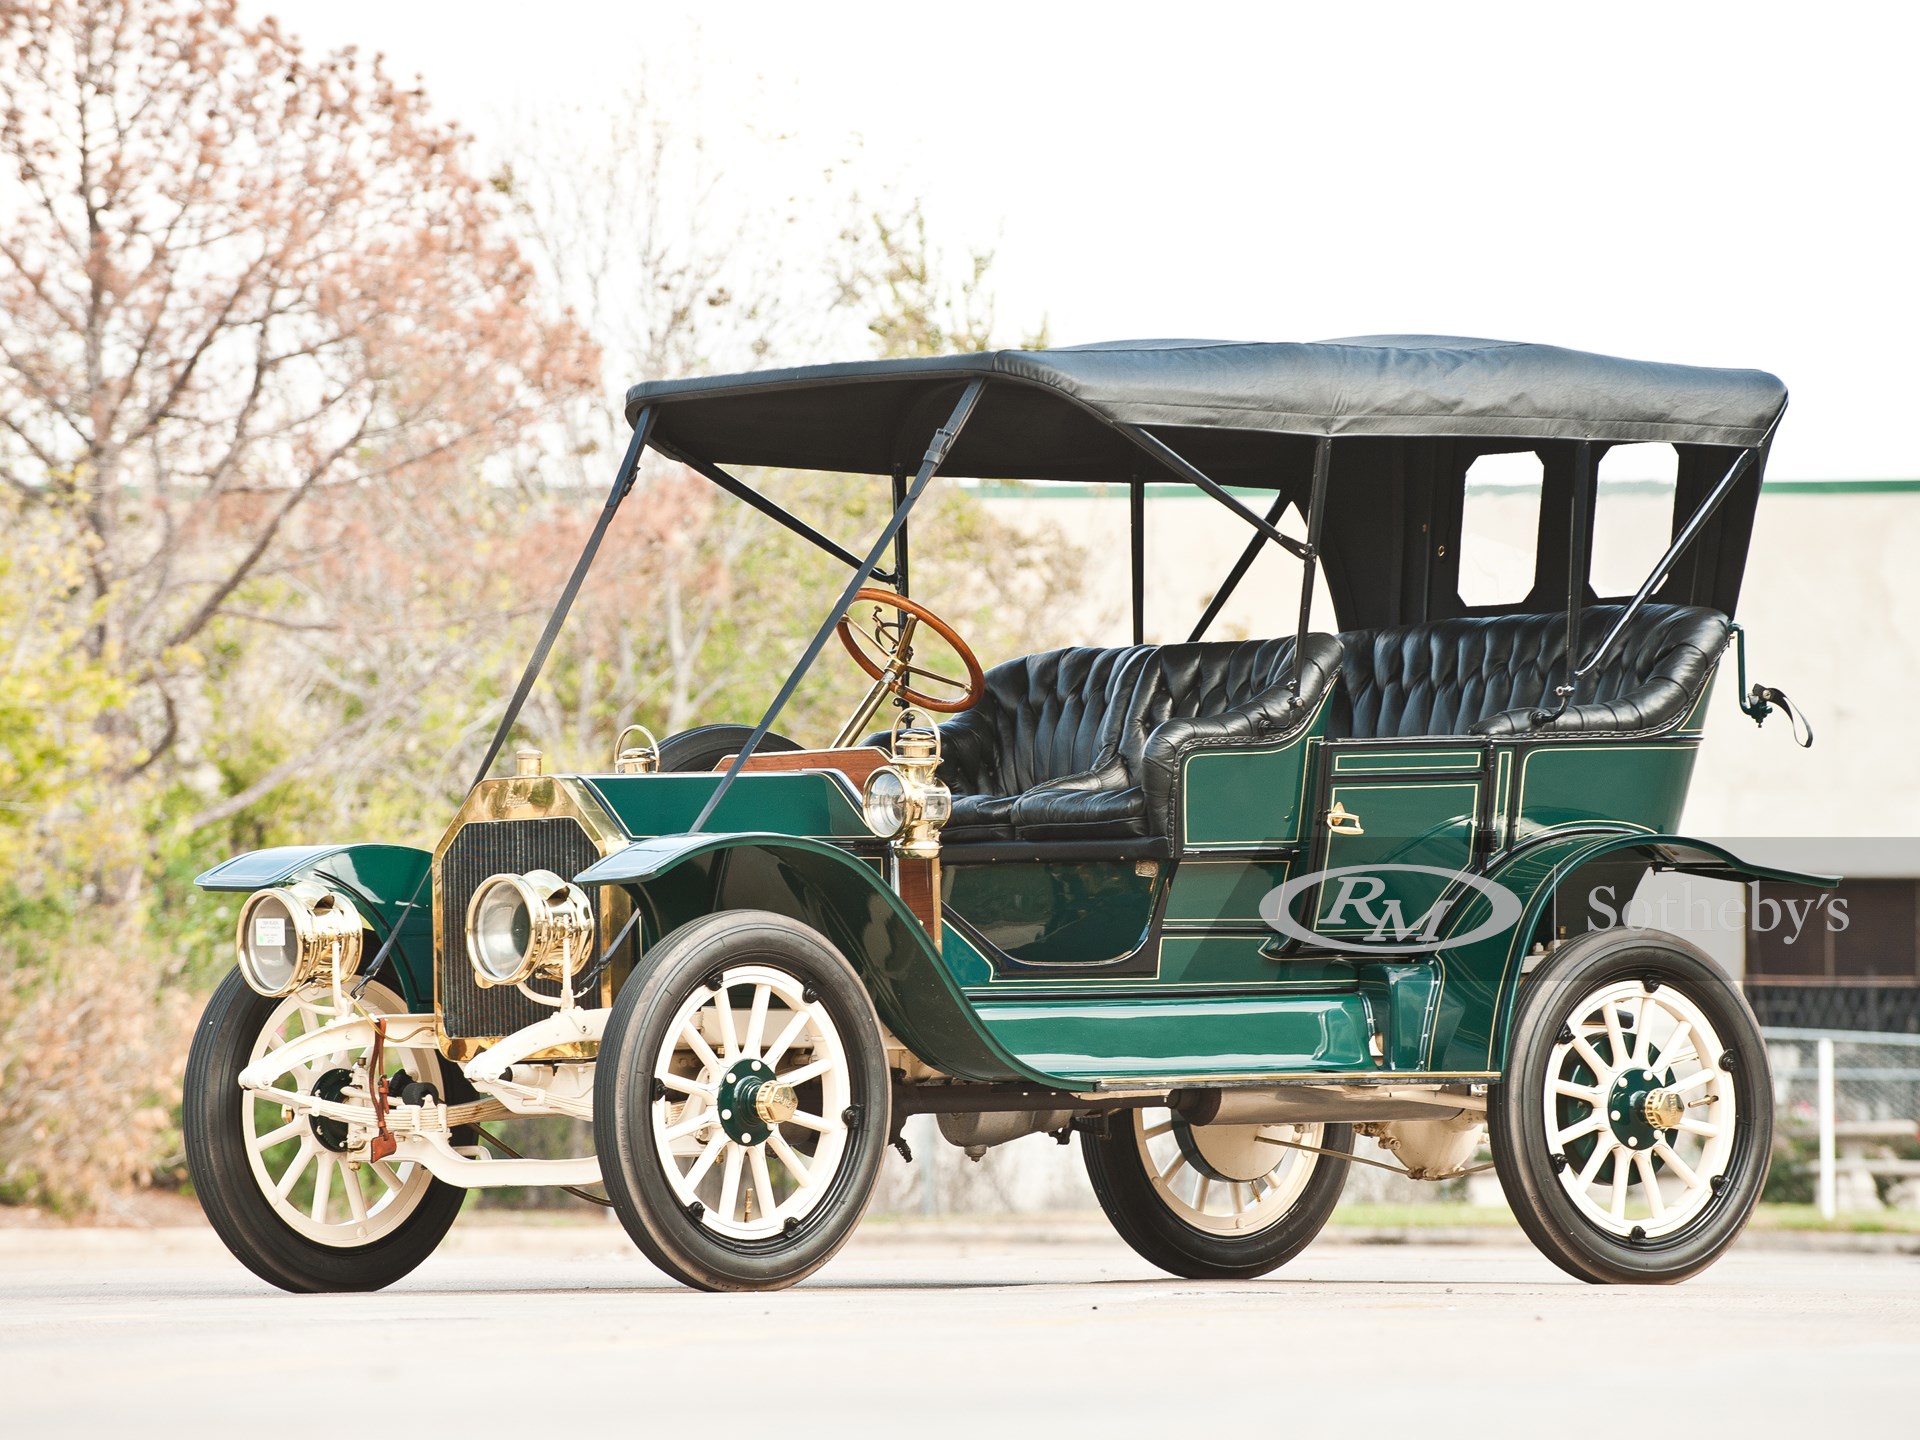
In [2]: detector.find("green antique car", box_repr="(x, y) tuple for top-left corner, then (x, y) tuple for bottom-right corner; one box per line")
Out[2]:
(183, 335), (1828, 1293)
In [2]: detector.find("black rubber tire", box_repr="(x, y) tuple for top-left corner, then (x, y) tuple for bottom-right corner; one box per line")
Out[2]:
(1082, 1112), (1353, 1279)
(653, 724), (802, 774)
(593, 910), (891, 1291)
(182, 970), (466, 1294)
(1489, 927), (1772, 1285)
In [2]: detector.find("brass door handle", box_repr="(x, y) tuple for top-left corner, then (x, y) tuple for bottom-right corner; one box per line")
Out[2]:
(1326, 801), (1365, 835)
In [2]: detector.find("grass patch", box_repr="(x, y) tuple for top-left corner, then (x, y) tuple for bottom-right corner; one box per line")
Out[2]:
(1749, 1204), (1920, 1234)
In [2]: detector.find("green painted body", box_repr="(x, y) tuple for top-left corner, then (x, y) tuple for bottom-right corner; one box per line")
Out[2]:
(196, 661), (1833, 1090)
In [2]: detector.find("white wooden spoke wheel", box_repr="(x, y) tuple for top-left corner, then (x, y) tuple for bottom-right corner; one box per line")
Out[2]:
(184, 969), (466, 1293)
(1489, 928), (1772, 1285)
(649, 963), (853, 1242)
(1082, 1106), (1352, 1279)
(593, 911), (892, 1291)
(1544, 978), (1733, 1240)
(241, 981), (440, 1248)
(1133, 1109), (1326, 1237)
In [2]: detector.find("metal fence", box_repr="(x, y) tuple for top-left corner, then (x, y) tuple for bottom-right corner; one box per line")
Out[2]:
(1765, 1027), (1920, 1216)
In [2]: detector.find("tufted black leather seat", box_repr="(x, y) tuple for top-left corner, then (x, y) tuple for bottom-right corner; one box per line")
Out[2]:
(934, 634), (1341, 843)
(933, 645), (1151, 842)
(1333, 604), (1729, 740)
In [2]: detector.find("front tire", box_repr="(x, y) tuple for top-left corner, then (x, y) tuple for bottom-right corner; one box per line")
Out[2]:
(1489, 927), (1771, 1284)
(182, 971), (466, 1293)
(593, 910), (892, 1291)
(1083, 1107), (1352, 1279)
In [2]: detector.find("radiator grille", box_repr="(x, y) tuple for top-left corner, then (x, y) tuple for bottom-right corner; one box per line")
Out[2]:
(438, 817), (607, 1040)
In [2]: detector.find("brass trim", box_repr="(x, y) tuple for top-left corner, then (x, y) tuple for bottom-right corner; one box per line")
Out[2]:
(431, 775), (631, 1062)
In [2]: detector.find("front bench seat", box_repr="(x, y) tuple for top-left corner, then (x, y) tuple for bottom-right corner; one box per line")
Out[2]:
(1333, 604), (1730, 740)
(1012, 634), (1341, 841)
(931, 645), (1150, 842)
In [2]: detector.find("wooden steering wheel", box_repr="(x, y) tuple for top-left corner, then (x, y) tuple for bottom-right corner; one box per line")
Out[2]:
(834, 588), (986, 714)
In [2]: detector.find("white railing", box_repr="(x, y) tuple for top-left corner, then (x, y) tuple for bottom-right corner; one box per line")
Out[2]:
(1764, 1027), (1920, 1218)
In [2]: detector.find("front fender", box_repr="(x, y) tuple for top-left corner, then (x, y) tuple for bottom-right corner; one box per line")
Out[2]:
(1425, 831), (1836, 1073)
(578, 833), (1052, 1085)
(194, 844), (434, 1009)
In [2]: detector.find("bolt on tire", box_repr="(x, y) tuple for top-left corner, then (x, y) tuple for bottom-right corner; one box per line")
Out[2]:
(592, 910), (892, 1291)
(1489, 927), (1772, 1284)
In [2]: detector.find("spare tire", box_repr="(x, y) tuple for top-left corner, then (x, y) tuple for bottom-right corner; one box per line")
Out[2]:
(652, 724), (803, 774)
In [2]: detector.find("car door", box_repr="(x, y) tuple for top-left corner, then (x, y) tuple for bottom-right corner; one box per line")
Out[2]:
(1300, 741), (1489, 948)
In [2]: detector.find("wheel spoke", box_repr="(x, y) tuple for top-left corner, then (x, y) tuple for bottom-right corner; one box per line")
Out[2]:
(663, 1107), (717, 1142)
(660, 1070), (716, 1098)
(749, 1147), (778, 1221)
(251, 1117), (306, 1152)
(1577, 1140), (1612, 1188)
(1159, 1152), (1188, 1185)
(343, 1164), (369, 1223)
(1140, 1119), (1174, 1140)
(369, 1160), (406, 1196)
(1653, 1140), (1701, 1191)
(761, 1009), (811, 1071)
(680, 1022), (723, 1074)
(1603, 1004), (1628, 1067)
(718, 1144), (744, 1221)
(310, 1154), (335, 1224)
(785, 1110), (834, 1134)
(778, 1057), (833, 1088)
(713, 986), (739, 1059)
(1552, 1113), (1605, 1148)
(1195, 1177), (1211, 1213)
(1675, 1116), (1721, 1138)
(1630, 992), (1654, 1066)
(1662, 1022), (1693, 1074)
(742, 984), (771, 1058)
(684, 1132), (728, 1190)
(1672, 1067), (1719, 1094)
(1635, 1151), (1666, 1220)
(1609, 1151), (1631, 1220)
(768, 1130), (813, 1188)
(1571, 1032), (1609, 1077)
(1553, 1078), (1604, 1103)
(274, 1141), (316, 1200)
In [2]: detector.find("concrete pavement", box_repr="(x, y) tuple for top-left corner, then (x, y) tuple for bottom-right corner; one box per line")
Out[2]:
(2, 1219), (1914, 1437)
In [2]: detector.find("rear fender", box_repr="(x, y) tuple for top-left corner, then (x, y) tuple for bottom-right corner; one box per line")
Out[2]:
(576, 834), (1049, 1084)
(194, 844), (434, 1009)
(1423, 831), (1836, 1073)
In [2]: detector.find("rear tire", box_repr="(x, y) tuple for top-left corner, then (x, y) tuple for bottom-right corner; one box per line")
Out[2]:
(593, 910), (891, 1291)
(183, 971), (466, 1293)
(1489, 927), (1771, 1284)
(1083, 1107), (1352, 1279)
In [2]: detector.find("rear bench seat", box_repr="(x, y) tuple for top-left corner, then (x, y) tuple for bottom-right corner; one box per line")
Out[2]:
(1333, 603), (1729, 740)
(925, 604), (1727, 847)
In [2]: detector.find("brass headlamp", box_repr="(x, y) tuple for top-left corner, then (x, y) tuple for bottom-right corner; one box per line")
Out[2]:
(464, 869), (596, 989)
(861, 709), (951, 860)
(235, 882), (365, 998)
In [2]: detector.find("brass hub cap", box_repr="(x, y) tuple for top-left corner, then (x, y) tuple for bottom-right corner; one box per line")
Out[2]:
(754, 1081), (799, 1127)
(1642, 1088), (1685, 1132)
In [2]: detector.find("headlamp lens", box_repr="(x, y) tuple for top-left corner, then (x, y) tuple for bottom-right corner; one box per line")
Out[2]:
(862, 767), (908, 838)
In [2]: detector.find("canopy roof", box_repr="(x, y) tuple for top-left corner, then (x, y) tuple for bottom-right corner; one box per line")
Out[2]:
(625, 335), (1787, 480)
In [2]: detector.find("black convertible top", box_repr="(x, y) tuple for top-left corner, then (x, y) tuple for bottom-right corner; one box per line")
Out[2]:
(625, 335), (1786, 480)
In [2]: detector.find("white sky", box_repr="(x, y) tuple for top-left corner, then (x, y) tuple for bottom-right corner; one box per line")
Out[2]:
(257, 0), (1920, 479)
